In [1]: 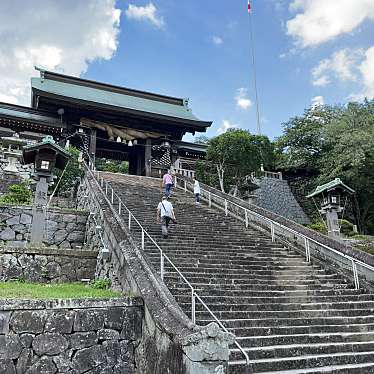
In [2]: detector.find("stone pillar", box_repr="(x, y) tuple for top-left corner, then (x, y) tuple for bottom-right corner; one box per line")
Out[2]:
(325, 209), (341, 239)
(30, 176), (48, 244)
(145, 139), (152, 177)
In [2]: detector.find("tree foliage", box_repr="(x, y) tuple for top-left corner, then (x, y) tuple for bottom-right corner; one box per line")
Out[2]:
(54, 146), (84, 195)
(276, 100), (374, 234)
(200, 129), (275, 194)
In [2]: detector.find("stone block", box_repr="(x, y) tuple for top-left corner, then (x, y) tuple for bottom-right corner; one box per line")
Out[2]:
(52, 350), (74, 373)
(0, 227), (15, 240)
(20, 334), (34, 348)
(20, 213), (32, 225)
(54, 230), (67, 243)
(103, 340), (120, 366)
(63, 214), (77, 223)
(0, 359), (16, 374)
(72, 345), (106, 373)
(60, 241), (72, 249)
(69, 331), (98, 349)
(12, 224), (27, 234)
(104, 307), (125, 330)
(86, 364), (114, 374)
(16, 348), (33, 374)
(0, 335), (23, 359)
(0, 213), (12, 223)
(74, 309), (105, 332)
(32, 333), (68, 356)
(77, 215), (88, 224)
(0, 311), (10, 334)
(10, 310), (46, 334)
(25, 355), (57, 374)
(67, 231), (84, 242)
(66, 222), (76, 232)
(98, 328), (120, 341)
(7, 241), (27, 248)
(114, 363), (132, 374)
(44, 310), (74, 334)
(6, 215), (20, 225)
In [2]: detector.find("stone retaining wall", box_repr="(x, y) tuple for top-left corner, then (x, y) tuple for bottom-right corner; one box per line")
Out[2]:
(0, 247), (98, 283)
(0, 205), (88, 249)
(251, 177), (310, 224)
(0, 297), (143, 374)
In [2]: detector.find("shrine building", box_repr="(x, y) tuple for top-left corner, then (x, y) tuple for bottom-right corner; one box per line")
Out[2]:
(0, 67), (211, 176)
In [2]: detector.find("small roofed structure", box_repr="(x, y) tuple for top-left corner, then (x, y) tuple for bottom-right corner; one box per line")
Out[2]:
(307, 178), (355, 239)
(23, 135), (70, 177)
(23, 136), (71, 245)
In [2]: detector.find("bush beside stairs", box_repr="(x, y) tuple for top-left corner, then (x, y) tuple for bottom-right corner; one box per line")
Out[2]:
(102, 172), (374, 374)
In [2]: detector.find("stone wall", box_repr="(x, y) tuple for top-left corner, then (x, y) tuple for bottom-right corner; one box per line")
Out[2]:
(0, 205), (88, 249)
(251, 177), (310, 224)
(0, 247), (97, 282)
(0, 297), (143, 374)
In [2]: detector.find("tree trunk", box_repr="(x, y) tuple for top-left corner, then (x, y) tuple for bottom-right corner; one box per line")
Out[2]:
(216, 164), (225, 193)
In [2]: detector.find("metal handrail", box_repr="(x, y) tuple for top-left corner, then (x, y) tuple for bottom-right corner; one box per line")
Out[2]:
(177, 176), (374, 290)
(83, 162), (252, 373)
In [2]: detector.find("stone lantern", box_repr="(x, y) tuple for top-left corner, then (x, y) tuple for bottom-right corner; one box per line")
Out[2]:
(307, 178), (355, 240)
(23, 136), (70, 245)
(1, 133), (27, 175)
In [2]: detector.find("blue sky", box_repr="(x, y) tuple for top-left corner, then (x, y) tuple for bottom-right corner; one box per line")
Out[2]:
(85, 0), (374, 142)
(1, 0), (373, 142)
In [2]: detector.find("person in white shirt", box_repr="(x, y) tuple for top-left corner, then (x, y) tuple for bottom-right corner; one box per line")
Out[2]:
(193, 178), (201, 206)
(157, 196), (176, 239)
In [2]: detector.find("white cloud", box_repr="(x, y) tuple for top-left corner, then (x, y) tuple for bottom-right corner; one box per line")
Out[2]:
(0, 1), (120, 105)
(235, 88), (252, 110)
(217, 120), (237, 135)
(311, 95), (324, 108)
(287, 0), (374, 47)
(212, 36), (223, 45)
(311, 49), (362, 87)
(126, 2), (164, 29)
(352, 46), (374, 100)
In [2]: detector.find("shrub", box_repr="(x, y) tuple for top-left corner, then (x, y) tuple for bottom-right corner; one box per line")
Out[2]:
(339, 219), (356, 237)
(305, 220), (327, 235)
(90, 279), (111, 290)
(0, 182), (32, 205)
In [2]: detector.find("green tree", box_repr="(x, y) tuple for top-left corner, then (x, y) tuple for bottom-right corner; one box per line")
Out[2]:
(277, 100), (374, 234)
(206, 129), (275, 194)
(0, 182), (32, 205)
(54, 146), (84, 195)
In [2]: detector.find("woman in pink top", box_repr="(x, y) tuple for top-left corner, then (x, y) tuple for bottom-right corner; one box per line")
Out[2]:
(163, 170), (173, 197)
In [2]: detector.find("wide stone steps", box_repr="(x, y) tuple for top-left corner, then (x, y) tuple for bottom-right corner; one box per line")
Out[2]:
(101, 174), (374, 373)
(229, 325), (374, 338)
(228, 351), (374, 373)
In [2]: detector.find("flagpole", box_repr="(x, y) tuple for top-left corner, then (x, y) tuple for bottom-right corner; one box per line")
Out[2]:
(248, 1), (261, 135)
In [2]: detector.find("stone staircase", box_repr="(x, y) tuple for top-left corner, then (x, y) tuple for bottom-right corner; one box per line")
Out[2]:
(102, 173), (374, 374)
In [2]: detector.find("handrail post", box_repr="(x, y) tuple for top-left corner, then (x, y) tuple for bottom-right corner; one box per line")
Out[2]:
(304, 237), (311, 262)
(105, 182), (108, 196)
(174, 176), (178, 188)
(100, 177), (104, 187)
(270, 222), (275, 242)
(184, 179), (187, 192)
(225, 199), (228, 216)
(208, 192), (211, 208)
(191, 289), (196, 324)
(141, 228), (145, 250)
(351, 259), (360, 290)
(118, 201), (121, 215)
(128, 212), (131, 230)
(111, 188), (114, 204)
(160, 253), (164, 281)
(245, 209), (249, 228)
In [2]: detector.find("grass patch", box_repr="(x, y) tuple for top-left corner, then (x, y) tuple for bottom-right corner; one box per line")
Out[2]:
(0, 281), (122, 299)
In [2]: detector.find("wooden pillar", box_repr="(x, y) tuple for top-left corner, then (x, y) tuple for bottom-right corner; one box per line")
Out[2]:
(89, 128), (97, 163)
(145, 138), (152, 177)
